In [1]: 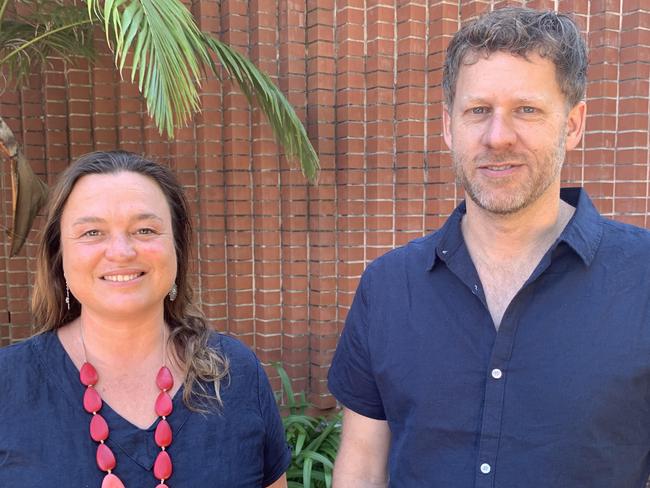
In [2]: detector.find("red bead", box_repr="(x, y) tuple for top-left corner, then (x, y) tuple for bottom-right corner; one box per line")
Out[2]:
(154, 419), (172, 447)
(96, 443), (116, 471)
(155, 391), (173, 417)
(84, 386), (102, 413)
(101, 473), (125, 488)
(153, 450), (173, 480)
(90, 414), (110, 442)
(156, 366), (174, 391)
(80, 362), (99, 386)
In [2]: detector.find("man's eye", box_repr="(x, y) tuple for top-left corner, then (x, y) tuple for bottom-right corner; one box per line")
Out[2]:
(520, 106), (536, 113)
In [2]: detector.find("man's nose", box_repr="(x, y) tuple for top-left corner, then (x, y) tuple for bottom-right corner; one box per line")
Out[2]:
(482, 112), (517, 149)
(105, 233), (137, 260)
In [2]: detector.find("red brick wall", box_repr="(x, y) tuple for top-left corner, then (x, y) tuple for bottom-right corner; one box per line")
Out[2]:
(1, 0), (649, 409)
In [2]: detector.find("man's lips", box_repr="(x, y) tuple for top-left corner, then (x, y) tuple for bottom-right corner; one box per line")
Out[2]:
(479, 164), (516, 171)
(476, 161), (523, 176)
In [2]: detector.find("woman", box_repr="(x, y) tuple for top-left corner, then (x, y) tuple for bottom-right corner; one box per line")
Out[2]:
(0, 151), (290, 487)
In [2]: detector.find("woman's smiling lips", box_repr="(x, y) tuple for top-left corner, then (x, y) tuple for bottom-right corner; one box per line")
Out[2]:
(101, 272), (145, 282)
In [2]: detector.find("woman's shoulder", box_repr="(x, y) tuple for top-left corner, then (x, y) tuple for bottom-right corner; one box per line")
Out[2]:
(0, 333), (47, 367)
(0, 333), (54, 394)
(207, 331), (258, 363)
(206, 332), (267, 386)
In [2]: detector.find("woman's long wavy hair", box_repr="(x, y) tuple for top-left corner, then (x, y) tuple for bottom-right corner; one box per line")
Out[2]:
(32, 150), (229, 410)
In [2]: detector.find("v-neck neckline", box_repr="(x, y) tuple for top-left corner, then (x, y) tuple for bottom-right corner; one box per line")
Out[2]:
(33, 331), (191, 470)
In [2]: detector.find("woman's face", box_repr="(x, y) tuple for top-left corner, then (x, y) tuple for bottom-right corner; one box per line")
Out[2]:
(59, 171), (177, 321)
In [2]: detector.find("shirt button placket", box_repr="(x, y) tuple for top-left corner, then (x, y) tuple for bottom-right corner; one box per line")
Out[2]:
(475, 365), (507, 487)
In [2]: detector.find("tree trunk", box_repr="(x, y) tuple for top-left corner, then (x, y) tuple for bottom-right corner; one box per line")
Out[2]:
(0, 115), (48, 256)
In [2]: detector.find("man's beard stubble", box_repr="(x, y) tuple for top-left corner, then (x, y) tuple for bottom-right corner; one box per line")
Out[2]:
(452, 134), (567, 215)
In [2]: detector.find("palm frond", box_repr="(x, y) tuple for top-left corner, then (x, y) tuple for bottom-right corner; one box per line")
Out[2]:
(0, 5), (94, 88)
(86, 0), (210, 138)
(87, 0), (319, 182)
(203, 36), (320, 182)
(0, 0), (11, 23)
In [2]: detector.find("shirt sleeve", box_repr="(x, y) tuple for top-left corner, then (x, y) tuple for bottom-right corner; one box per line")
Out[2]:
(328, 268), (386, 420)
(257, 361), (292, 486)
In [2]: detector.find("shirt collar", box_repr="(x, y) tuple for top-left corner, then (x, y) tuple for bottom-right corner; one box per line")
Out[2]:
(428, 201), (466, 270)
(555, 187), (603, 266)
(428, 187), (603, 270)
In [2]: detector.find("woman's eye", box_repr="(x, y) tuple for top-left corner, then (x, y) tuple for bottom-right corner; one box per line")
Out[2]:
(82, 230), (101, 237)
(136, 228), (155, 235)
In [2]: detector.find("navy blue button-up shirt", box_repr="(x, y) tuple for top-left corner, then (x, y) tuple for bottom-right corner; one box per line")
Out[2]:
(329, 188), (650, 487)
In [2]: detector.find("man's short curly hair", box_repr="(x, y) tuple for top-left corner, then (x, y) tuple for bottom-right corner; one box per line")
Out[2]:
(443, 7), (588, 108)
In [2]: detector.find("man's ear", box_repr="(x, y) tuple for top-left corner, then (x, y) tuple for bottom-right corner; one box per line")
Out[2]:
(565, 101), (587, 151)
(442, 104), (453, 150)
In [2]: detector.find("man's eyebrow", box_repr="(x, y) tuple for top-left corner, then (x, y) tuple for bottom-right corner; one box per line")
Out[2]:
(515, 96), (547, 104)
(457, 96), (486, 104)
(459, 96), (547, 105)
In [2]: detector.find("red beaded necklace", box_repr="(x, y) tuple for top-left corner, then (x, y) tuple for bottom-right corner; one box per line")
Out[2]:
(79, 328), (174, 488)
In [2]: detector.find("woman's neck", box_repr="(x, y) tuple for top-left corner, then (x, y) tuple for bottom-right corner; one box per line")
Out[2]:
(64, 311), (168, 371)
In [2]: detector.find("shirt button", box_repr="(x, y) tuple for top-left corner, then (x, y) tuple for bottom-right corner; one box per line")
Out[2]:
(480, 463), (491, 474)
(491, 368), (503, 379)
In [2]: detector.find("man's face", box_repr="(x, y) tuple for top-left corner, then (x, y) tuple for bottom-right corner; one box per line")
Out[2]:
(442, 51), (586, 215)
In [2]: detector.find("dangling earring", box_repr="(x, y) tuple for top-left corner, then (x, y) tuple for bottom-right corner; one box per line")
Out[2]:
(65, 282), (71, 311)
(168, 283), (178, 302)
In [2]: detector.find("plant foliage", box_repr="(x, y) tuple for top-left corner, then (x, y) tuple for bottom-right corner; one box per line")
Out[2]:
(275, 364), (342, 488)
(86, 0), (319, 181)
(1, 0), (319, 181)
(0, 0), (320, 255)
(204, 37), (319, 183)
(0, 1), (95, 88)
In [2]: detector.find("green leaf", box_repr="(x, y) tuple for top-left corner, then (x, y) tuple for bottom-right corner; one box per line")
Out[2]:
(302, 450), (334, 470)
(302, 457), (313, 488)
(133, 26), (150, 87)
(275, 362), (297, 409)
(283, 414), (317, 429)
(103, 0), (117, 44)
(116, 0), (141, 59)
(295, 430), (307, 456)
(324, 468), (332, 488)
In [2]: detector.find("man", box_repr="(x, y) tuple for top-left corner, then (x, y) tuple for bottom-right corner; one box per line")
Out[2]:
(328, 7), (650, 488)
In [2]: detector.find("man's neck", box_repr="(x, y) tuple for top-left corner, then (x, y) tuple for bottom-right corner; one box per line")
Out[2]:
(461, 191), (575, 264)
(460, 190), (575, 329)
